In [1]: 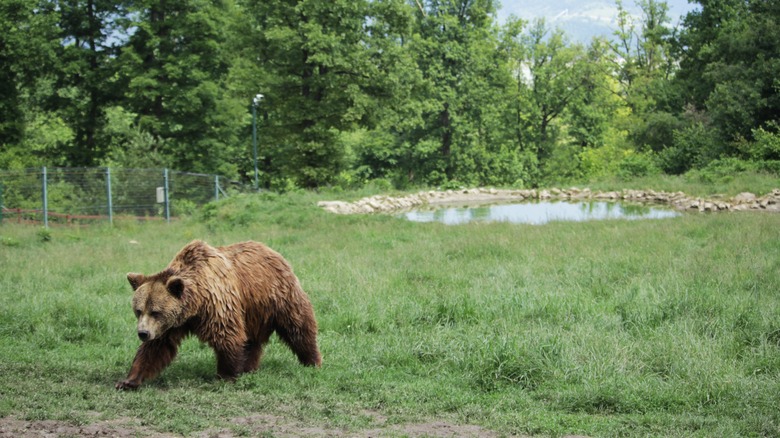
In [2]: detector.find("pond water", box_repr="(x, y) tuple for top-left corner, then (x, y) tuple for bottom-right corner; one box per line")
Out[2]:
(399, 201), (681, 225)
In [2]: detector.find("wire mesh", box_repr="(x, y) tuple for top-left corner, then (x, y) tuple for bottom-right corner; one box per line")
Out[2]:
(0, 167), (240, 225)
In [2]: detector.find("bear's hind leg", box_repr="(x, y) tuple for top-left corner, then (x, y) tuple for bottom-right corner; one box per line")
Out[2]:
(275, 324), (322, 367)
(242, 342), (264, 373)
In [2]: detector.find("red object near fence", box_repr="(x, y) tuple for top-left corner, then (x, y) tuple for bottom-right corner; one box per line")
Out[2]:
(1, 208), (168, 226)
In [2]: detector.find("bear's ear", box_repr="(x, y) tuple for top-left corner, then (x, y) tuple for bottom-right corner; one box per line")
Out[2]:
(127, 273), (145, 291)
(166, 276), (185, 298)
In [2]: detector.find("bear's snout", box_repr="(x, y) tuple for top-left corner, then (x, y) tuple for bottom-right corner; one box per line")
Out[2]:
(138, 330), (150, 341)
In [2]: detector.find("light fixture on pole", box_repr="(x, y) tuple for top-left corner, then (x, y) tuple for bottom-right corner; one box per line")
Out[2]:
(252, 93), (264, 190)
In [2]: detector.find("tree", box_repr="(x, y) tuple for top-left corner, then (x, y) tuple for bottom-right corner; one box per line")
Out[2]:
(0, 0), (65, 168)
(349, 0), (431, 186)
(610, 0), (677, 114)
(115, 0), (245, 177)
(231, 0), (385, 188)
(55, 0), (127, 166)
(566, 38), (620, 150)
(516, 20), (591, 162)
(401, 0), (531, 186)
(608, 0), (686, 161)
(674, 0), (747, 108)
(675, 0), (780, 162)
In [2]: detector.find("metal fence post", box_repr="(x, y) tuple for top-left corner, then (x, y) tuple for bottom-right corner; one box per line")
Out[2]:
(1, 167), (236, 226)
(42, 166), (48, 228)
(164, 168), (170, 223)
(106, 167), (113, 225)
(252, 103), (259, 190)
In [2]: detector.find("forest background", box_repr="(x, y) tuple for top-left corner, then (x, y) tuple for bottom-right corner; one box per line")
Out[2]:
(1, 0), (778, 191)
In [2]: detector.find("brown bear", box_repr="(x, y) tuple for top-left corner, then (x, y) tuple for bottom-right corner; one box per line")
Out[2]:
(116, 239), (321, 390)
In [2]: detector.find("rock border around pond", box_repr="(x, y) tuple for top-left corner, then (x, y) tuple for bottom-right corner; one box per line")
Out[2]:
(318, 188), (780, 215)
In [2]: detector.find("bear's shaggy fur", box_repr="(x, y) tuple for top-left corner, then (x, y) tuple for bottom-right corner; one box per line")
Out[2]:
(116, 240), (321, 390)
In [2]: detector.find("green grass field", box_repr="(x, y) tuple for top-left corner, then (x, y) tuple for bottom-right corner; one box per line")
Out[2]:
(1, 179), (779, 437)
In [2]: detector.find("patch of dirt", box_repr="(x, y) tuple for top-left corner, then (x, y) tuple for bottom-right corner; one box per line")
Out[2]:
(0, 417), (178, 438)
(217, 413), (503, 437)
(0, 415), (508, 438)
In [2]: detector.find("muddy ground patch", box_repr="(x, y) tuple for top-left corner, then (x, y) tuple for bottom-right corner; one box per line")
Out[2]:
(0, 415), (509, 437)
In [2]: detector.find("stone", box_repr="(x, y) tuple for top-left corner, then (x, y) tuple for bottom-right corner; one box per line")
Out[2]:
(318, 187), (780, 215)
(734, 192), (757, 203)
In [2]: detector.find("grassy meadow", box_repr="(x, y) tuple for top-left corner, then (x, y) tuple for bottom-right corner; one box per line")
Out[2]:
(1, 179), (780, 437)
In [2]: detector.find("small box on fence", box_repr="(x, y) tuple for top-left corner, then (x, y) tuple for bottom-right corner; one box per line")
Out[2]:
(156, 187), (165, 204)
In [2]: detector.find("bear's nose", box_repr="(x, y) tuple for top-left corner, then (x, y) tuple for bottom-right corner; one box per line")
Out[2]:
(138, 330), (150, 341)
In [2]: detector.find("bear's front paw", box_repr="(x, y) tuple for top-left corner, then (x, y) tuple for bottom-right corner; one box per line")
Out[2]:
(115, 379), (140, 390)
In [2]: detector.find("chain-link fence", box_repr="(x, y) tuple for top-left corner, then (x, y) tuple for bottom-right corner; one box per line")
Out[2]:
(0, 167), (241, 226)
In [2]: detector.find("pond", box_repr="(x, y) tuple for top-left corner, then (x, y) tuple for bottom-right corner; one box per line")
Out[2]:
(399, 200), (682, 225)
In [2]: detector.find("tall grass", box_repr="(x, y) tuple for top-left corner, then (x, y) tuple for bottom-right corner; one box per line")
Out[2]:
(584, 171), (780, 198)
(1, 184), (779, 436)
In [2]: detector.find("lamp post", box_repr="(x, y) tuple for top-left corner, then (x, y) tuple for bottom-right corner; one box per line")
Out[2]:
(252, 93), (264, 190)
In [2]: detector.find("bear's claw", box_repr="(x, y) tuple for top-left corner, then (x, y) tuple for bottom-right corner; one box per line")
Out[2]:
(115, 379), (140, 390)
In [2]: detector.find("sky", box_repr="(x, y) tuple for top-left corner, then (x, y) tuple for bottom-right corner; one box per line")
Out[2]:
(496, 0), (699, 43)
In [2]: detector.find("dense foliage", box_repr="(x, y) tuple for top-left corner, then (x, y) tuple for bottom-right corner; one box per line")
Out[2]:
(1, 0), (778, 188)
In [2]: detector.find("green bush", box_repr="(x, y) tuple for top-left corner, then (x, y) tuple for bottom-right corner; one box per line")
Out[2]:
(0, 236), (21, 247)
(617, 151), (660, 179)
(743, 123), (780, 170)
(756, 160), (780, 175)
(199, 194), (259, 230)
(632, 111), (685, 153)
(333, 166), (373, 191)
(579, 142), (657, 181)
(36, 227), (52, 242)
(685, 158), (758, 183)
(541, 143), (583, 184)
(659, 123), (722, 174)
(580, 143), (622, 179)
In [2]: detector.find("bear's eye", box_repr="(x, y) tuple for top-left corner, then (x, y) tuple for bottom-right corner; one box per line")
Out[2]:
(134, 309), (141, 318)
(149, 311), (162, 318)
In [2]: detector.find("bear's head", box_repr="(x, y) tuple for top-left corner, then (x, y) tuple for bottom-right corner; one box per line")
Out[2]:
(126, 270), (189, 342)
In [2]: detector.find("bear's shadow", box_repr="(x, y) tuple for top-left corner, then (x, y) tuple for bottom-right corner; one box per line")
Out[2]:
(147, 356), (298, 389)
(111, 339), (303, 389)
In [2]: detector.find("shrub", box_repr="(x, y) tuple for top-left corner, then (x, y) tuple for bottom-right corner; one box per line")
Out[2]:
(685, 158), (758, 183)
(743, 123), (780, 173)
(542, 143), (584, 184)
(0, 236), (21, 247)
(171, 199), (198, 217)
(617, 151), (660, 179)
(579, 144), (621, 179)
(659, 123), (722, 174)
(632, 111), (685, 153)
(36, 227), (52, 242)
